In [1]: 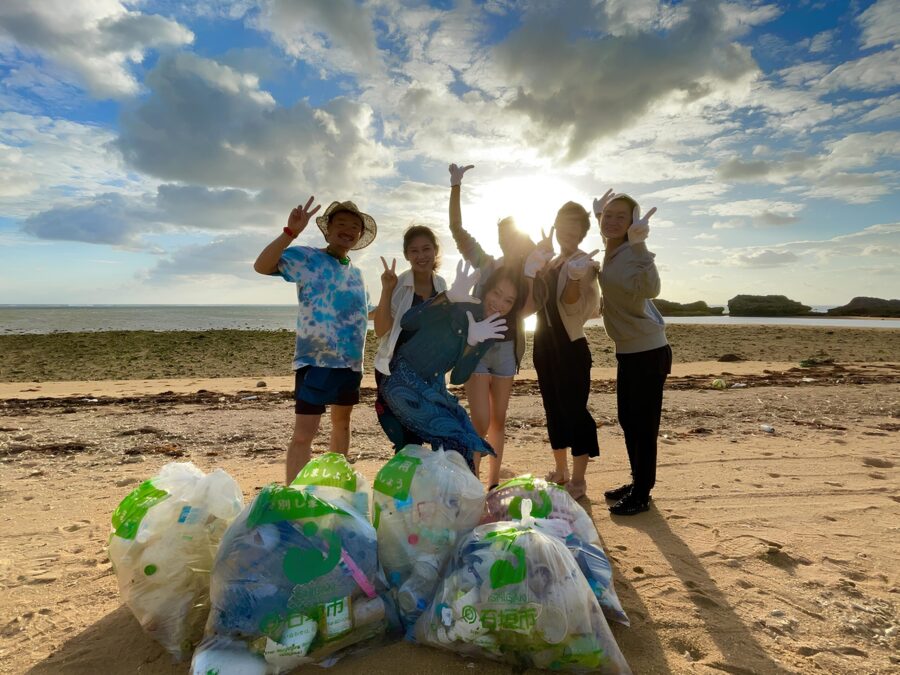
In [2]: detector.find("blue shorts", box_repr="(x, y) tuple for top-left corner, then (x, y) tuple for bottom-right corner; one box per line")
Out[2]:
(472, 340), (517, 378)
(294, 366), (362, 415)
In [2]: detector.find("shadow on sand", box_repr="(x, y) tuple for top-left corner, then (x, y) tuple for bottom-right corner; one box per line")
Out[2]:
(609, 501), (790, 674)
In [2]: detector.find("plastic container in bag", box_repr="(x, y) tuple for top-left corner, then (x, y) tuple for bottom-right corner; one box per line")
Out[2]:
(373, 445), (484, 635)
(417, 500), (631, 674)
(194, 479), (388, 673)
(483, 475), (628, 625)
(108, 462), (244, 660)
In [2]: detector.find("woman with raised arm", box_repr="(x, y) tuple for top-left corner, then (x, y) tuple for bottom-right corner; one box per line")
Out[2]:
(372, 225), (448, 451)
(378, 261), (523, 471)
(593, 191), (671, 516)
(447, 163), (535, 488)
(525, 202), (602, 501)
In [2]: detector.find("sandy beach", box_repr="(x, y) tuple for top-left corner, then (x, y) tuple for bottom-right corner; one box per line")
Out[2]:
(1, 325), (898, 674)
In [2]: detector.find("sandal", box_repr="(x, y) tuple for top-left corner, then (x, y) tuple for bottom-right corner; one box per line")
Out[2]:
(545, 470), (569, 486)
(565, 479), (587, 501)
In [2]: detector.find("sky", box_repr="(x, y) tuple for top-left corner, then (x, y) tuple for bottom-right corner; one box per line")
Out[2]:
(0, 0), (897, 307)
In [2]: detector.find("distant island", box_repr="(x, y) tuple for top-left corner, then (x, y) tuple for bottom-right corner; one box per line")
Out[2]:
(653, 299), (725, 316)
(649, 295), (900, 318)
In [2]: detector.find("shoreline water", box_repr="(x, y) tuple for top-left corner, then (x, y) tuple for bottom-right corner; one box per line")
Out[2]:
(2, 305), (899, 333)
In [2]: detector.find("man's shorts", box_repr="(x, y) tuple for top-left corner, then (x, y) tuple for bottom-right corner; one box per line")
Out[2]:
(294, 366), (362, 415)
(472, 340), (517, 378)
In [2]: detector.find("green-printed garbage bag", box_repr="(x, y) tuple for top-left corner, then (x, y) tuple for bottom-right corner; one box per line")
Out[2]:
(290, 451), (371, 520)
(483, 475), (629, 625)
(373, 445), (485, 636)
(416, 500), (631, 674)
(108, 462), (244, 660)
(193, 480), (389, 673)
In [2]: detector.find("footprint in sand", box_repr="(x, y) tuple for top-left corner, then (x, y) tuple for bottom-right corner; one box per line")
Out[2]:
(825, 480), (843, 487)
(823, 515), (837, 522)
(614, 544), (627, 551)
(862, 457), (893, 469)
(869, 472), (886, 480)
(768, 473), (781, 478)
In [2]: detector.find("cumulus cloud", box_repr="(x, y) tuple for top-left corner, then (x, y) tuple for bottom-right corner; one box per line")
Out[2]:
(819, 46), (900, 93)
(492, 0), (760, 158)
(0, 0), (193, 98)
(22, 192), (160, 246)
(731, 249), (799, 267)
(115, 53), (394, 195)
(147, 233), (267, 281)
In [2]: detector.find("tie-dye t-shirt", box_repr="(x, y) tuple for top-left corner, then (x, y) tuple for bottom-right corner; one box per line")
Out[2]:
(277, 246), (369, 372)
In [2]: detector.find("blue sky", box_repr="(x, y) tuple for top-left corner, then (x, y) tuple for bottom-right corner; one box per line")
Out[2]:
(0, 0), (897, 306)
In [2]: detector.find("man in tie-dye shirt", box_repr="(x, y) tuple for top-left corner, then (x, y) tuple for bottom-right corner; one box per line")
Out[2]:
(254, 196), (376, 482)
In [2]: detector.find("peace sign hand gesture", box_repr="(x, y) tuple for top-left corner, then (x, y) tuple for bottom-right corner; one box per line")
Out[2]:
(567, 249), (600, 281)
(592, 189), (615, 218)
(449, 163), (475, 187)
(286, 196), (321, 236)
(524, 226), (555, 278)
(380, 257), (398, 292)
(627, 206), (657, 244)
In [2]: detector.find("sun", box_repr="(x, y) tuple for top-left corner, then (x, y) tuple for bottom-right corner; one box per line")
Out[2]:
(462, 174), (586, 251)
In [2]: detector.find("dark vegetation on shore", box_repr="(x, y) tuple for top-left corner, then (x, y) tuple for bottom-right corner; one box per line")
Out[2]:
(657, 295), (900, 317)
(1, 325), (898, 382)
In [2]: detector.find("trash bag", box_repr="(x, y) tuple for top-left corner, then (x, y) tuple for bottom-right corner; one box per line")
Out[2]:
(196, 482), (388, 672)
(290, 451), (371, 520)
(108, 462), (244, 660)
(417, 500), (631, 674)
(373, 445), (485, 636)
(483, 475), (628, 625)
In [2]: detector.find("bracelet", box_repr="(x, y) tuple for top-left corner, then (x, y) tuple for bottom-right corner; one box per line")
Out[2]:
(283, 226), (298, 239)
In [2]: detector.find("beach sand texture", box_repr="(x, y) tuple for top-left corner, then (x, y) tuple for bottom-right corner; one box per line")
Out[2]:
(1, 325), (898, 674)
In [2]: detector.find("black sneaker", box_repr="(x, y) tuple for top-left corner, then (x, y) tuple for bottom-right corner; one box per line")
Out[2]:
(609, 494), (651, 516)
(603, 483), (633, 501)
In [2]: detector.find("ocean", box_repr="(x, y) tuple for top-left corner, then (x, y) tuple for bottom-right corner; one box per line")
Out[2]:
(1, 305), (899, 335)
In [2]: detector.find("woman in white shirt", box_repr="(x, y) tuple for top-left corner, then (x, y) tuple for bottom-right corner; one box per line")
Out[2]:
(372, 226), (448, 449)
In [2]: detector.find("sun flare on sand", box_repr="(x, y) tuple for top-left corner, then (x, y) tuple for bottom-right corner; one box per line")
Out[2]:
(463, 174), (589, 332)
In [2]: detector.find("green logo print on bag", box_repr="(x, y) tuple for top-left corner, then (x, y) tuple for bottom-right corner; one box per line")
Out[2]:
(485, 528), (527, 589)
(291, 452), (357, 492)
(283, 521), (342, 585)
(373, 454), (421, 501)
(111, 480), (170, 540)
(509, 491), (552, 519)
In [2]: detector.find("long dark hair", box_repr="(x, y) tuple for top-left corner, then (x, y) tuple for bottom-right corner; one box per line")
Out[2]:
(479, 265), (526, 319)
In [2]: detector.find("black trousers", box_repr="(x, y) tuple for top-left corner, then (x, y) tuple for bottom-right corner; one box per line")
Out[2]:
(615, 344), (672, 499)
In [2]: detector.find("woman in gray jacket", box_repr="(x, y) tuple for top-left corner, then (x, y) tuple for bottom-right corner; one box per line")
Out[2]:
(594, 191), (672, 516)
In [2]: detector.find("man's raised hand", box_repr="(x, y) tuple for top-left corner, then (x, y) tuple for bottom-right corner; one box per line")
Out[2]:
(286, 196), (320, 236)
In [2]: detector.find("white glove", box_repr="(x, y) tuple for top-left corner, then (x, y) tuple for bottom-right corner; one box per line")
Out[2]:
(592, 189), (615, 218)
(446, 260), (481, 303)
(449, 163), (474, 187)
(567, 249), (600, 281)
(524, 247), (553, 278)
(627, 206), (656, 244)
(465, 311), (507, 346)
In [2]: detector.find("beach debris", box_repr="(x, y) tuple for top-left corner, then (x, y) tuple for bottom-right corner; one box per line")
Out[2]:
(374, 446), (484, 636)
(240, 395), (258, 401)
(717, 353), (743, 362)
(416, 499), (631, 674)
(711, 378), (727, 390)
(256, 380), (267, 388)
(109, 462), (244, 661)
(197, 455), (387, 671)
(759, 424), (775, 434)
(799, 355), (834, 367)
(730, 382), (747, 388)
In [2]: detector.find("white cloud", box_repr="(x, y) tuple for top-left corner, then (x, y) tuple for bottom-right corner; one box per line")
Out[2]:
(819, 46), (900, 93)
(707, 199), (803, 219)
(807, 29), (835, 54)
(0, 0), (193, 98)
(857, 0), (900, 50)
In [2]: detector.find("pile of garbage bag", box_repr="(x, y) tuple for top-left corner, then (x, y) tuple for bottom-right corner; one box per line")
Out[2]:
(373, 446), (485, 635)
(108, 462), (244, 659)
(415, 499), (631, 673)
(290, 451), (372, 520)
(483, 475), (628, 625)
(194, 454), (389, 673)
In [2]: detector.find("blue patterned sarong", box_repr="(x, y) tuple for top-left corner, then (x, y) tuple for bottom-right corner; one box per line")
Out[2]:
(380, 357), (494, 470)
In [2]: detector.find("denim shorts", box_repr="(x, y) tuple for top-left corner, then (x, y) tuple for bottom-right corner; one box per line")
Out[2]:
(472, 340), (517, 378)
(294, 366), (362, 415)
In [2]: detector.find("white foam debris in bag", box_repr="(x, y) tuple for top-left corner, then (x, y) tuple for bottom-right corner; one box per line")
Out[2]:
(483, 475), (629, 625)
(373, 445), (485, 636)
(417, 499), (631, 674)
(109, 461), (244, 660)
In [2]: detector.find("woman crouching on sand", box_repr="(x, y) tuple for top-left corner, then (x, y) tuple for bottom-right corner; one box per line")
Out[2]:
(526, 202), (602, 501)
(378, 261), (523, 471)
(372, 225), (448, 451)
(594, 190), (672, 516)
